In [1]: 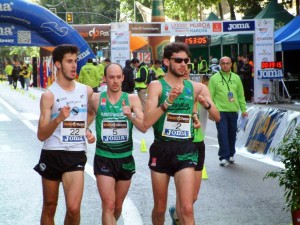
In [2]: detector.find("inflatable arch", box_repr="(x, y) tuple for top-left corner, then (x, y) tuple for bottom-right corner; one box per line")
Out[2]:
(0, 0), (96, 74)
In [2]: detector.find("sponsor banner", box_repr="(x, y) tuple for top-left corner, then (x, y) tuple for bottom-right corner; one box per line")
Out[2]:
(236, 106), (300, 158)
(72, 24), (110, 43)
(188, 21), (213, 35)
(223, 20), (255, 33)
(110, 31), (130, 67)
(161, 22), (190, 35)
(253, 19), (274, 102)
(0, 23), (52, 46)
(129, 23), (161, 36)
(257, 69), (283, 79)
(126, 21), (254, 37)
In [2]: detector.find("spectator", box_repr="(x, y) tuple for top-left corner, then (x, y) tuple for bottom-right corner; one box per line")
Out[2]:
(151, 59), (165, 80)
(209, 58), (221, 75)
(240, 57), (253, 102)
(132, 58), (148, 110)
(236, 55), (245, 78)
(198, 55), (208, 75)
(208, 56), (248, 167)
(98, 58), (111, 85)
(21, 64), (31, 90)
(4, 62), (13, 85)
(79, 58), (101, 93)
(122, 59), (135, 93)
(12, 61), (20, 89)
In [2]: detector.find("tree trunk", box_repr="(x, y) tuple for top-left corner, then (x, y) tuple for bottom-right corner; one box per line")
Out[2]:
(228, 1), (236, 20)
(218, 2), (223, 20)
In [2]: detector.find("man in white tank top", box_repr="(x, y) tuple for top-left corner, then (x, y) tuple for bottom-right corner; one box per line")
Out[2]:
(34, 45), (95, 225)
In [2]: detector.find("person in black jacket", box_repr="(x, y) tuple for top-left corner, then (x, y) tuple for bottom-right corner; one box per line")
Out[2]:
(122, 60), (135, 93)
(240, 57), (253, 102)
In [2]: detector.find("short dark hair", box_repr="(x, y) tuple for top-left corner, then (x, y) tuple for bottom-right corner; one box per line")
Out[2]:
(52, 45), (79, 64)
(87, 58), (93, 63)
(104, 63), (123, 76)
(163, 42), (191, 59)
(125, 60), (131, 66)
(131, 58), (140, 64)
(104, 58), (111, 63)
(154, 59), (162, 64)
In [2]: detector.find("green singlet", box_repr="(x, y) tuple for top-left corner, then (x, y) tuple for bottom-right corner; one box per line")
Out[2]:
(95, 92), (133, 158)
(153, 79), (195, 142)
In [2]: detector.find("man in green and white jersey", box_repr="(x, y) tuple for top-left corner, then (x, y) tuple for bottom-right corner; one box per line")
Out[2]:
(88, 63), (146, 225)
(144, 42), (218, 225)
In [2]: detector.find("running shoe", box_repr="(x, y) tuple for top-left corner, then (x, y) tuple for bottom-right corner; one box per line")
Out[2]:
(220, 159), (229, 167)
(168, 206), (180, 225)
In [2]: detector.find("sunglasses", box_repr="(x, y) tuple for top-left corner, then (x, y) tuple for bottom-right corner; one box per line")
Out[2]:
(170, 57), (190, 64)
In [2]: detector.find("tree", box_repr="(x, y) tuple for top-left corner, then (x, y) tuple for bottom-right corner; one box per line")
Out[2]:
(39, 0), (118, 24)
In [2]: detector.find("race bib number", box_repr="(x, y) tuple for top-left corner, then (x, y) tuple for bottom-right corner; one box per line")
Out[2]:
(61, 121), (86, 143)
(101, 120), (129, 143)
(162, 113), (191, 139)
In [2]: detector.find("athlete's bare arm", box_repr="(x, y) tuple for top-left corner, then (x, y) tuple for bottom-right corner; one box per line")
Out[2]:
(193, 82), (220, 122)
(123, 94), (147, 133)
(37, 90), (70, 141)
(86, 86), (96, 144)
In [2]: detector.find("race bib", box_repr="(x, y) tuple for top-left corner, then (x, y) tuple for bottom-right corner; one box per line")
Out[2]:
(162, 113), (191, 139)
(101, 120), (129, 143)
(61, 121), (86, 143)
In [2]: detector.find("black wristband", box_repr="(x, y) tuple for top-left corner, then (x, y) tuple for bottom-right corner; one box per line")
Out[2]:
(86, 127), (92, 133)
(204, 102), (211, 110)
(160, 103), (167, 112)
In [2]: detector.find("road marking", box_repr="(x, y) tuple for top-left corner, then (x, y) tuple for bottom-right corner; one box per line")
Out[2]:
(85, 154), (143, 225)
(0, 95), (143, 225)
(20, 113), (39, 120)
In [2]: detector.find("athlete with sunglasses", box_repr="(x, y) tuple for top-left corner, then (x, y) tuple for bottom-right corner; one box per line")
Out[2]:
(144, 42), (216, 225)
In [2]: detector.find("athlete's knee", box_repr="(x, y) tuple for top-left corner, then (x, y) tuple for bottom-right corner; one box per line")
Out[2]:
(153, 204), (167, 217)
(66, 203), (81, 217)
(102, 199), (116, 214)
(180, 203), (194, 218)
(43, 201), (57, 217)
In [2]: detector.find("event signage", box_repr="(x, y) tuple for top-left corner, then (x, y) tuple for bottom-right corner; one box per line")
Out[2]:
(175, 35), (210, 47)
(0, 23), (52, 46)
(161, 22), (190, 35)
(111, 19), (274, 103)
(129, 23), (161, 35)
(223, 21), (255, 32)
(261, 61), (282, 69)
(110, 30), (130, 67)
(72, 25), (110, 43)
(257, 69), (284, 79)
(253, 19), (275, 102)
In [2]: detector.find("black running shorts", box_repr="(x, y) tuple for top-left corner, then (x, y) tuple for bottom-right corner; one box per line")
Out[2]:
(194, 141), (205, 171)
(33, 150), (87, 181)
(148, 140), (198, 176)
(93, 155), (135, 181)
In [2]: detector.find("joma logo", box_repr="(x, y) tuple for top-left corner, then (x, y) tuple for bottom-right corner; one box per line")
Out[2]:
(0, 2), (13, 11)
(0, 26), (13, 36)
(228, 23), (250, 31)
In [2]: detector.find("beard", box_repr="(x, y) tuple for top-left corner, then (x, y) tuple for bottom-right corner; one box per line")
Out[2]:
(169, 63), (184, 77)
(61, 67), (75, 81)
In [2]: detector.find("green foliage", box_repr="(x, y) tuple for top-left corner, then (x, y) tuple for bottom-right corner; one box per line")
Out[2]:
(264, 126), (300, 212)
